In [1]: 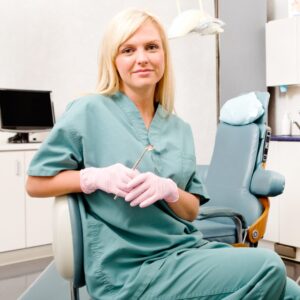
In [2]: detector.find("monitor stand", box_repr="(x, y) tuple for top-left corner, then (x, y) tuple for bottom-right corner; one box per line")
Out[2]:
(8, 133), (29, 143)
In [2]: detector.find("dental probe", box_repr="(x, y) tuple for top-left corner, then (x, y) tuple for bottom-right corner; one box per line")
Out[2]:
(113, 144), (154, 200)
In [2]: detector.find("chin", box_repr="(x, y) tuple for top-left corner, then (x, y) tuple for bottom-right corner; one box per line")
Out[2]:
(135, 79), (159, 88)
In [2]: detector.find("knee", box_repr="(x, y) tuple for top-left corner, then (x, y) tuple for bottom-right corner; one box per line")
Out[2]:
(260, 249), (286, 283)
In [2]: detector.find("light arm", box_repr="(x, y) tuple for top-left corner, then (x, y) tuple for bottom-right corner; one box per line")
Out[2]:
(26, 170), (81, 198)
(167, 188), (200, 222)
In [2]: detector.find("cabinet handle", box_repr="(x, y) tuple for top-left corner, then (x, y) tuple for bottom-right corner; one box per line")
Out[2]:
(15, 160), (21, 176)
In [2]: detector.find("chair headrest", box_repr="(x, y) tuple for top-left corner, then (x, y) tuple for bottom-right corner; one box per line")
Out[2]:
(219, 91), (270, 139)
(252, 92), (270, 138)
(220, 91), (269, 124)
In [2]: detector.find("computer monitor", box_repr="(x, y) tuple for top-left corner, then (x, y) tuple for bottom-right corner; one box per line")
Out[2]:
(0, 89), (55, 143)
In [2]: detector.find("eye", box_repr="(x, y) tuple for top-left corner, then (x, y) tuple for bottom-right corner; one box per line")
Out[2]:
(120, 47), (134, 55)
(146, 43), (159, 51)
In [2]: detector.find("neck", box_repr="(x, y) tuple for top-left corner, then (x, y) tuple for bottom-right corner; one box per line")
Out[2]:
(121, 86), (156, 127)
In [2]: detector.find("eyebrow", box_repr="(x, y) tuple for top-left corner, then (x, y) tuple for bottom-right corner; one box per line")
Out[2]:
(146, 40), (161, 44)
(120, 40), (162, 48)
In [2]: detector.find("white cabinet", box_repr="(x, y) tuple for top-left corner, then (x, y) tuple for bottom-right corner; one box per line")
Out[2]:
(0, 152), (26, 252)
(266, 17), (300, 86)
(265, 141), (300, 248)
(25, 151), (53, 247)
(0, 145), (53, 252)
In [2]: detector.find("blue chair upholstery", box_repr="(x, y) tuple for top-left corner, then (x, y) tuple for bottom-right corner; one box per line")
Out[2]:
(193, 91), (285, 246)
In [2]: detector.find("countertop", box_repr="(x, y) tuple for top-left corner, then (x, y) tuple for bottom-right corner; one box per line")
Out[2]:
(0, 143), (41, 151)
(271, 135), (300, 142)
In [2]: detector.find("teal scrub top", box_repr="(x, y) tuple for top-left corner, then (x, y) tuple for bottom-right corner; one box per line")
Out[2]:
(28, 92), (210, 299)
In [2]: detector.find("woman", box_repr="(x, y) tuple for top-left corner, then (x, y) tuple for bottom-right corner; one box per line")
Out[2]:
(26, 8), (300, 300)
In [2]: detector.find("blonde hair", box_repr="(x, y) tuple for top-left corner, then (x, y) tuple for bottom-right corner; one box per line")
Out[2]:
(96, 8), (175, 113)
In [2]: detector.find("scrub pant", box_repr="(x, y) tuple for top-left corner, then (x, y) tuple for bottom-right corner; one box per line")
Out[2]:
(140, 244), (300, 299)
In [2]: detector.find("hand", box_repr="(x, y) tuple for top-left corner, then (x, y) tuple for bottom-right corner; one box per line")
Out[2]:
(125, 172), (179, 208)
(80, 164), (138, 197)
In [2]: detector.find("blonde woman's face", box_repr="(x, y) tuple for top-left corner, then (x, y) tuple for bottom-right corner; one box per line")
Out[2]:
(115, 21), (165, 94)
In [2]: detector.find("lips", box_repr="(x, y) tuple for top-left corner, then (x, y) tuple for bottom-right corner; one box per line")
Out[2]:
(132, 69), (153, 73)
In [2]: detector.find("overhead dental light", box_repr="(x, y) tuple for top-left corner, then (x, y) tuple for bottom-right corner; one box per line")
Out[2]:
(168, 0), (225, 39)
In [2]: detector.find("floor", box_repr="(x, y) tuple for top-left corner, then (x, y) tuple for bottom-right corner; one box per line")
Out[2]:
(0, 257), (53, 300)
(0, 257), (299, 300)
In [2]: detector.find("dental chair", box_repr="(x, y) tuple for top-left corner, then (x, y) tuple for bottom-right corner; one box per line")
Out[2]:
(21, 91), (285, 300)
(193, 91), (285, 247)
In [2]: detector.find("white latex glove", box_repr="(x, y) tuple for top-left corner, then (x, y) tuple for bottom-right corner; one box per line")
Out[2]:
(80, 164), (138, 197)
(125, 172), (179, 208)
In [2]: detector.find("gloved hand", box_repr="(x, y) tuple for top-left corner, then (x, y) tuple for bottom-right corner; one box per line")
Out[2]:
(80, 163), (138, 197)
(125, 172), (179, 208)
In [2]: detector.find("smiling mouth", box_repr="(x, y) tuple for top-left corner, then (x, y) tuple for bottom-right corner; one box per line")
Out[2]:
(133, 69), (153, 73)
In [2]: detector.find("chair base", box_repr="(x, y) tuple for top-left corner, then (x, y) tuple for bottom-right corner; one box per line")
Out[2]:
(71, 282), (80, 300)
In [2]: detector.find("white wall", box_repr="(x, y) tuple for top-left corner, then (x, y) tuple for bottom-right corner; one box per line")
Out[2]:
(0, 0), (217, 164)
(267, 0), (289, 20)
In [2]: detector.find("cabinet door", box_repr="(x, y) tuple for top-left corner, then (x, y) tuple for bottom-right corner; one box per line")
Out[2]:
(266, 18), (299, 86)
(0, 152), (26, 252)
(24, 151), (54, 247)
(264, 141), (280, 242)
(277, 142), (300, 248)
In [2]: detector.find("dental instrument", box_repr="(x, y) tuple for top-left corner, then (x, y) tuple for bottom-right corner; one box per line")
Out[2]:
(113, 144), (154, 200)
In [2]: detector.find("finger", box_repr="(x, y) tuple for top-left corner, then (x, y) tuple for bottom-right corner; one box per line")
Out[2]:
(120, 171), (138, 186)
(132, 169), (140, 176)
(125, 168), (140, 179)
(139, 196), (158, 208)
(121, 173), (137, 185)
(125, 182), (150, 202)
(114, 188), (127, 199)
(130, 189), (153, 207)
(127, 173), (148, 189)
(118, 182), (132, 193)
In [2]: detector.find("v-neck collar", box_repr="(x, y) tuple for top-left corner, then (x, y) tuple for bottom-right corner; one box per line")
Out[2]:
(112, 91), (168, 145)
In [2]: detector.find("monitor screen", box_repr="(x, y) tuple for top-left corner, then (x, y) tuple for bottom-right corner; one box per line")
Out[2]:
(0, 89), (55, 131)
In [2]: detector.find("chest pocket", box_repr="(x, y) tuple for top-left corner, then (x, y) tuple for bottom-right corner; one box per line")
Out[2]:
(180, 153), (196, 189)
(150, 150), (196, 190)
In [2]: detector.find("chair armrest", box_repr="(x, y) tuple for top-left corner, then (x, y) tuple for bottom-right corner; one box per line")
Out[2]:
(52, 195), (74, 280)
(197, 207), (247, 243)
(198, 207), (247, 229)
(250, 165), (285, 197)
(196, 164), (209, 183)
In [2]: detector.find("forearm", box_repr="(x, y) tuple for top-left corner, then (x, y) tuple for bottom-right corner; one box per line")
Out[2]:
(26, 170), (81, 197)
(167, 188), (200, 222)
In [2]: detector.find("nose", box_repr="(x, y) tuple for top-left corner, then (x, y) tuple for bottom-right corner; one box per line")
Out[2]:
(136, 49), (149, 65)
